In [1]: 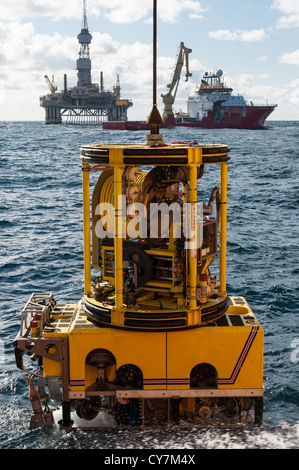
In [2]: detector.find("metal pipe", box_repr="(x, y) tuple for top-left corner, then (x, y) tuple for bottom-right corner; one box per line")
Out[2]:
(153, 0), (157, 107)
(147, 0), (163, 136)
(64, 74), (67, 94)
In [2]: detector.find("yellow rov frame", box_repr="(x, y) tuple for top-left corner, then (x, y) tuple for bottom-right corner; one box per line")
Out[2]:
(14, 140), (264, 428)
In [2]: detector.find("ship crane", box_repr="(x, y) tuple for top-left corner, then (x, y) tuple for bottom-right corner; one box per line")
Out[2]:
(161, 42), (192, 122)
(44, 75), (57, 94)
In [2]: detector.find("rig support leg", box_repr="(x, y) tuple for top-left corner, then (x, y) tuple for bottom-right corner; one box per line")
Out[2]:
(171, 398), (180, 425)
(254, 397), (263, 425)
(59, 401), (74, 429)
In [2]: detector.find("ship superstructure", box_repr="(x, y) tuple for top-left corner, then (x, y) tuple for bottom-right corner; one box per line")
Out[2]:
(40, 0), (132, 125)
(176, 69), (277, 129)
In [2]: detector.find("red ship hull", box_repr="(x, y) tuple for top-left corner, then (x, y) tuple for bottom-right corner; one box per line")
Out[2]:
(102, 105), (276, 131)
(177, 105), (276, 129)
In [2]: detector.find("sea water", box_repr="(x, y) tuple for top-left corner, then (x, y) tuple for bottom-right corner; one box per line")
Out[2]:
(0, 121), (298, 449)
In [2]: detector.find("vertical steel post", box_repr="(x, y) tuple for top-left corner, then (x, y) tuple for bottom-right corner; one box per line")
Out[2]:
(219, 162), (227, 295)
(58, 338), (73, 429)
(82, 162), (91, 294)
(114, 162), (123, 311)
(189, 164), (198, 311)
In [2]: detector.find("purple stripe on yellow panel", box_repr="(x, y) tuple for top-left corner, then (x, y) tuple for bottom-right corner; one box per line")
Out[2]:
(218, 326), (259, 385)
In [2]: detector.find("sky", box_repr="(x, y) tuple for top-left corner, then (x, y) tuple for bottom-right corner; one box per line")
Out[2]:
(0, 0), (299, 121)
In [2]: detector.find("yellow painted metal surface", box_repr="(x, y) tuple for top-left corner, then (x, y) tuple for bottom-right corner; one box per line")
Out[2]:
(67, 307), (167, 390)
(219, 162), (227, 295)
(166, 324), (263, 390)
(42, 296), (263, 394)
(43, 358), (62, 377)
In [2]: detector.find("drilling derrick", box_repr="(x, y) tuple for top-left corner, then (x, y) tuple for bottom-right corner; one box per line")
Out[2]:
(77, 0), (92, 89)
(40, 0), (132, 125)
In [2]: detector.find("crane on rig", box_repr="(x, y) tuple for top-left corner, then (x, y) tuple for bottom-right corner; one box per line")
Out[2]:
(161, 42), (192, 122)
(44, 74), (57, 94)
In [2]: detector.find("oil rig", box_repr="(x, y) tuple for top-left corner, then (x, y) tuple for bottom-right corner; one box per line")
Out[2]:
(40, 1), (132, 125)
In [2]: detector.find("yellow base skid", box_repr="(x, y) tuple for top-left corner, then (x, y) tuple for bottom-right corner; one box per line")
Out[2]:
(42, 296), (263, 396)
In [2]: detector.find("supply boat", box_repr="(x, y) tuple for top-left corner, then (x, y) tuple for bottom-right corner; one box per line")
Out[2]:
(13, 1), (264, 429)
(175, 69), (277, 129)
(103, 54), (277, 131)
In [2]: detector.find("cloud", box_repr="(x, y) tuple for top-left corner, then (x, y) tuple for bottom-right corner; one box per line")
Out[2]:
(0, 20), (77, 71)
(279, 49), (299, 64)
(100, 0), (151, 24)
(208, 29), (268, 42)
(276, 14), (299, 28)
(272, 1), (299, 63)
(1, 0), (206, 24)
(0, 17), (198, 120)
(97, 0), (206, 24)
(273, 1), (299, 63)
(256, 56), (268, 61)
(223, 73), (288, 110)
(0, 0), (84, 21)
(272, 0), (299, 13)
(0, 18), (81, 119)
(272, 0), (299, 28)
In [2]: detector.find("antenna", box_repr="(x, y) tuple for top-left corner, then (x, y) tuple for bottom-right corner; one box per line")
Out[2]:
(82, 0), (88, 30)
(147, 0), (164, 145)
